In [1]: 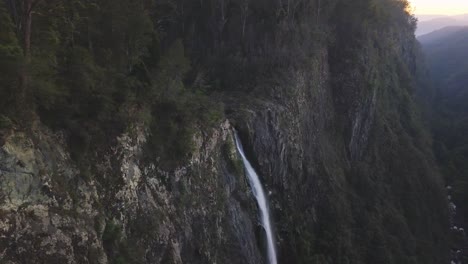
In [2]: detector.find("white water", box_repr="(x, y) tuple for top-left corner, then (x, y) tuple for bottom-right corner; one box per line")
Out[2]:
(234, 132), (278, 264)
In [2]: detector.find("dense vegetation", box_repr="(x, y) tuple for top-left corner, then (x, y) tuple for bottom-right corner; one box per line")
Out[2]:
(0, 0), (225, 167)
(0, 0), (421, 158)
(290, 1), (449, 263)
(0, 0), (451, 263)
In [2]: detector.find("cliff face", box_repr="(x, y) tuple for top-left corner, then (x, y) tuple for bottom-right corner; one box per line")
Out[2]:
(231, 37), (449, 263)
(0, 0), (450, 263)
(0, 121), (265, 263)
(0, 123), (103, 263)
(228, 3), (449, 262)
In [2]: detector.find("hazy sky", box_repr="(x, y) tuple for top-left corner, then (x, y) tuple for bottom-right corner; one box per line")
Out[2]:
(409, 0), (468, 15)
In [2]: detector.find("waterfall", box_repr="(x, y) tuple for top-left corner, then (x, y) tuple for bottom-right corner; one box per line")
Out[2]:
(234, 132), (278, 264)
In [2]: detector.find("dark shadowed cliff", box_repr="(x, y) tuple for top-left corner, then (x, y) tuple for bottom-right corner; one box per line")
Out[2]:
(419, 26), (468, 263)
(0, 0), (449, 263)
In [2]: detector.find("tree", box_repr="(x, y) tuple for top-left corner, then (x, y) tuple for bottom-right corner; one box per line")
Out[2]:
(13, 0), (42, 113)
(0, 0), (22, 115)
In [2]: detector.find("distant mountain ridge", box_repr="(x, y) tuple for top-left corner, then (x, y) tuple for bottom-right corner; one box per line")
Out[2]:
(419, 26), (468, 97)
(419, 17), (468, 264)
(417, 14), (446, 22)
(418, 26), (468, 44)
(416, 14), (468, 36)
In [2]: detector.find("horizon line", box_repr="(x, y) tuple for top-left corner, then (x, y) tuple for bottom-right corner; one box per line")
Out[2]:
(414, 13), (468, 16)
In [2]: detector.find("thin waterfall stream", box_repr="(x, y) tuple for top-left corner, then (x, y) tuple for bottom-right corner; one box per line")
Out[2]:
(234, 132), (278, 264)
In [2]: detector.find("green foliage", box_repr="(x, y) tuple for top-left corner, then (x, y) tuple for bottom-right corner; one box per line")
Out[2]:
(147, 87), (224, 168)
(102, 220), (142, 264)
(146, 39), (223, 168)
(0, 115), (13, 130)
(0, 1), (22, 116)
(222, 139), (244, 176)
(102, 220), (122, 247)
(151, 40), (191, 99)
(1, 0), (226, 174)
(147, 100), (195, 167)
(0, 2), (21, 57)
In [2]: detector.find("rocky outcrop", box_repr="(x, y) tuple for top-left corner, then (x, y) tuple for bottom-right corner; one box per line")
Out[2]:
(0, 123), (105, 263)
(0, 120), (265, 263)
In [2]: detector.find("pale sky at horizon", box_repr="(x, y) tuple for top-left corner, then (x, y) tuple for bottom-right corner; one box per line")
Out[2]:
(409, 0), (468, 15)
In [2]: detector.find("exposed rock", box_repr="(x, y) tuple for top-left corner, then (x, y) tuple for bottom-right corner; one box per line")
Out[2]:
(0, 120), (264, 264)
(0, 123), (105, 263)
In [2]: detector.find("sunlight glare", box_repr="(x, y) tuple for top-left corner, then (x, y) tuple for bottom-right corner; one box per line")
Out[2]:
(409, 0), (468, 15)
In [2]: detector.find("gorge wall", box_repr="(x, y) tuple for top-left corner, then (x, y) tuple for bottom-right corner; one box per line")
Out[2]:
(0, 0), (450, 263)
